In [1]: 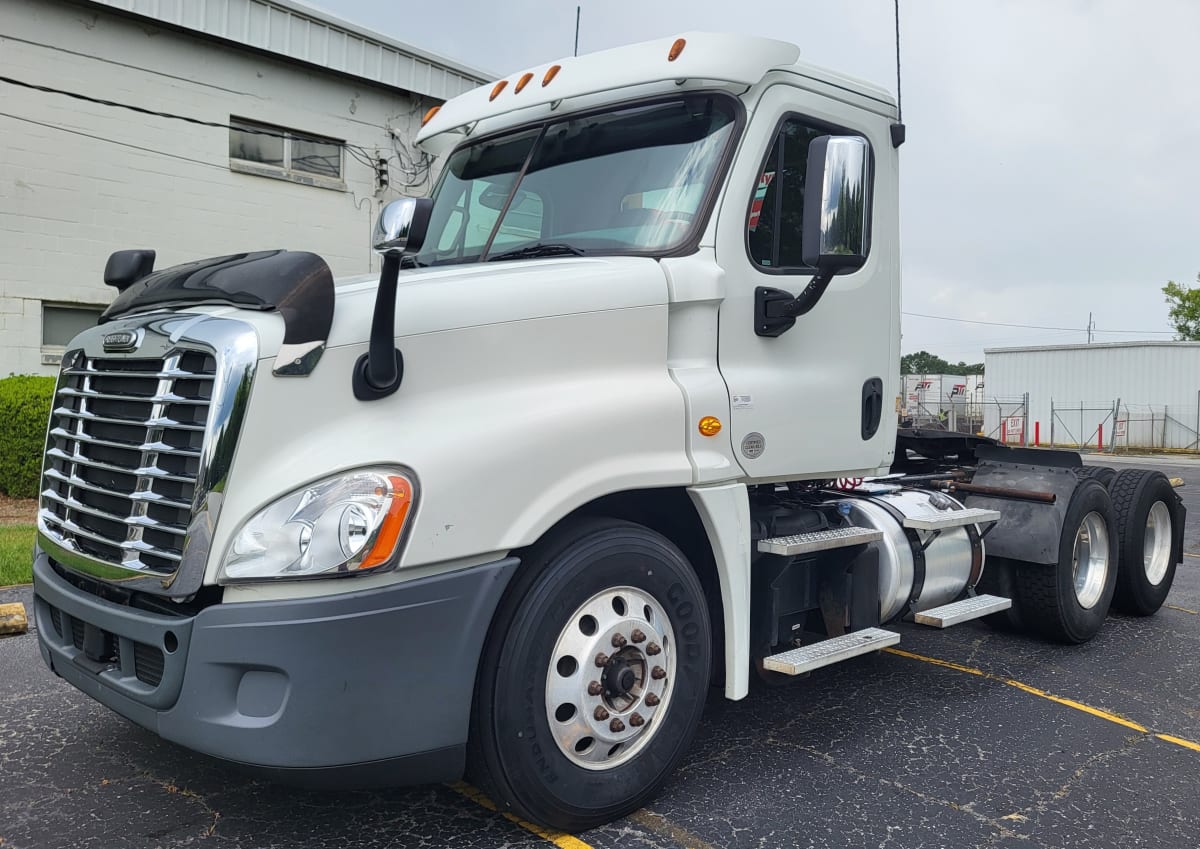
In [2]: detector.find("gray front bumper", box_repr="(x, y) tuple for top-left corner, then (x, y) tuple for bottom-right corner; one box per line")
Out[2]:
(33, 552), (517, 784)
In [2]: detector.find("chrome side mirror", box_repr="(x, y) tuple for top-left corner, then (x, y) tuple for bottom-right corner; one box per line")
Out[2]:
(373, 198), (433, 255)
(801, 136), (871, 273)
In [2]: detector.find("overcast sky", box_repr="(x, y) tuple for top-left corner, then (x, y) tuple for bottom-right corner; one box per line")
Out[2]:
(314, 0), (1200, 362)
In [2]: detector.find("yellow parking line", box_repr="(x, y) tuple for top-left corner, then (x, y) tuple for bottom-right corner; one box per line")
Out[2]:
(629, 809), (723, 849)
(884, 648), (1200, 751)
(450, 782), (594, 849)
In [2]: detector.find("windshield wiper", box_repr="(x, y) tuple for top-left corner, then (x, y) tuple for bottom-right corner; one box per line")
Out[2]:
(487, 243), (586, 262)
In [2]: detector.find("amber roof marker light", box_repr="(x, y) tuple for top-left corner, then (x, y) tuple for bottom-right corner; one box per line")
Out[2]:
(668, 38), (687, 62)
(421, 105), (440, 126)
(514, 72), (534, 94)
(542, 64), (562, 86)
(489, 80), (508, 101)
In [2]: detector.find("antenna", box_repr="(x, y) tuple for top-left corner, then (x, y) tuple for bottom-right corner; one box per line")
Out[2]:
(890, 0), (906, 147)
(574, 6), (581, 57)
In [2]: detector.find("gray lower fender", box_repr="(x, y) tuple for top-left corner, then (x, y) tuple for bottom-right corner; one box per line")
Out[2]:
(963, 460), (1080, 564)
(33, 553), (518, 782)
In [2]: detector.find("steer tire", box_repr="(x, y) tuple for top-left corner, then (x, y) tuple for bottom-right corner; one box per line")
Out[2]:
(467, 518), (711, 832)
(1015, 479), (1117, 644)
(1109, 469), (1182, 616)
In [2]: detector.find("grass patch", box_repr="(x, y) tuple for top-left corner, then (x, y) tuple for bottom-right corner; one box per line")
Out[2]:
(0, 524), (35, 587)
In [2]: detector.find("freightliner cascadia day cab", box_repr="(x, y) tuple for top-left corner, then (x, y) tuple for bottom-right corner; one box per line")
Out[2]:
(32, 33), (1186, 831)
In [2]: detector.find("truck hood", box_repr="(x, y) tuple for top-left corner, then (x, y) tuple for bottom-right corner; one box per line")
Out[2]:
(319, 255), (667, 352)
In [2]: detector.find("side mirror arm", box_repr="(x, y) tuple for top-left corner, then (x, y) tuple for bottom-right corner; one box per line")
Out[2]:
(754, 270), (834, 337)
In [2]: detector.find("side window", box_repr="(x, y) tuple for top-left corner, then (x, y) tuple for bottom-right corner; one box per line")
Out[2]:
(746, 118), (831, 270)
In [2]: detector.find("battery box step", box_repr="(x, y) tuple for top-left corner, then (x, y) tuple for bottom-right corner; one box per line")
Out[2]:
(757, 526), (883, 556)
(761, 627), (900, 676)
(914, 594), (1012, 628)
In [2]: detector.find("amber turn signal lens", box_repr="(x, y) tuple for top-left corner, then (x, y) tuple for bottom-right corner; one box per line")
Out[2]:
(421, 105), (440, 126)
(542, 64), (562, 86)
(358, 476), (414, 570)
(490, 80), (508, 101)
(668, 38), (686, 62)
(515, 72), (534, 94)
(698, 416), (722, 437)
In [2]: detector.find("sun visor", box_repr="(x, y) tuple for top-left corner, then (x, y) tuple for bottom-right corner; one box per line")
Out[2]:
(101, 250), (335, 376)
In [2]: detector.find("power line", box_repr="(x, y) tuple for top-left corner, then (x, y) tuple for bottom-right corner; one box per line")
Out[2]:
(0, 74), (379, 168)
(903, 311), (1174, 335)
(0, 110), (230, 172)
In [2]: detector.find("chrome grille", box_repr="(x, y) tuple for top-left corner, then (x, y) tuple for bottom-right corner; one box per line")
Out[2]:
(40, 351), (216, 575)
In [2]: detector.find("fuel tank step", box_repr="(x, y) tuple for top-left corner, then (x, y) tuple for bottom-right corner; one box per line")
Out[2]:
(913, 594), (1012, 628)
(761, 627), (900, 675)
(757, 526), (883, 556)
(901, 507), (1001, 531)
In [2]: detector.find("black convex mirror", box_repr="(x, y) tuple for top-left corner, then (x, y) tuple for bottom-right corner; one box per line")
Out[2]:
(801, 135), (871, 272)
(357, 197), (433, 401)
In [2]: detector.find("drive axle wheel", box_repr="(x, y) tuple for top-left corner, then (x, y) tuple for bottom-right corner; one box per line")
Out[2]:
(1109, 469), (1182, 615)
(1016, 479), (1117, 643)
(469, 519), (710, 832)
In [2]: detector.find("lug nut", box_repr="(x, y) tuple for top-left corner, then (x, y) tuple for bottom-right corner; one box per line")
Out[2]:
(594, 706), (610, 721)
(629, 712), (645, 727)
(594, 652), (609, 667)
(651, 666), (666, 680)
(646, 642), (661, 656)
(587, 680), (603, 696)
(609, 718), (626, 733)
(645, 692), (660, 707)
(631, 629), (646, 644)
(611, 633), (628, 648)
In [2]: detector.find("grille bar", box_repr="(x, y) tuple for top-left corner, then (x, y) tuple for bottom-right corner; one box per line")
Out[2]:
(58, 386), (210, 405)
(41, 348), (215, 577)
(48, 427), (202, 458)
(53, 407), (206, 432)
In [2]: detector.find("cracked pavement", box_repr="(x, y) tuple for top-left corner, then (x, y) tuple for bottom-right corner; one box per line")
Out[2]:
(2, 457), (1198, 848)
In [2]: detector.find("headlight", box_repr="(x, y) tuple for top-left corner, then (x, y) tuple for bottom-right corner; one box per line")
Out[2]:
(220, 468), (415, 582)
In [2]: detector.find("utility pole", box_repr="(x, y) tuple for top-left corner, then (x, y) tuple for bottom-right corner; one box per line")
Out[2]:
(574, 6), (580, 57)
(1087, 312), (1094, 344)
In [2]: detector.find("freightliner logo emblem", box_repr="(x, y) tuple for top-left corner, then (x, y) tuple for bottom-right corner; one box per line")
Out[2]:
(102, 330), (139, 352)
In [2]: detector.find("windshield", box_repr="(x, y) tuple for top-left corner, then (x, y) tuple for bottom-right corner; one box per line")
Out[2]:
(413, 94), (739, 266)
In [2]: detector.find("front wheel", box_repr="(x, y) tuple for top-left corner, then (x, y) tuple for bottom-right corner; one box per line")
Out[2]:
(469, 519), (711, 832)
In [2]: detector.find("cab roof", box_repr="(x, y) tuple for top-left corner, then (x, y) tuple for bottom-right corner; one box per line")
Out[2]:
(415, 32), (894, 153)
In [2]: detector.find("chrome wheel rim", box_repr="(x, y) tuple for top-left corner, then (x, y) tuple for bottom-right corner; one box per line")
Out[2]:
(1072, 511), (1109, 609)
(544, 587), (674, 770)
(1144, 501), (1173, 586)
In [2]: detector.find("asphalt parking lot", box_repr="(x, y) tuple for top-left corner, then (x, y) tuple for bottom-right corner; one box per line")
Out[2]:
(2, 455), (1198, 849)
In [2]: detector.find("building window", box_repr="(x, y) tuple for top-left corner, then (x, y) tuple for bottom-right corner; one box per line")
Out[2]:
(42, 304), (104, 350)
(229, 119), (344, 187)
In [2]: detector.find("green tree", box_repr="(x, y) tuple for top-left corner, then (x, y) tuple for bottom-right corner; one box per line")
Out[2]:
(901, 351), (985, 375)
(1163, 274), (1200, 341)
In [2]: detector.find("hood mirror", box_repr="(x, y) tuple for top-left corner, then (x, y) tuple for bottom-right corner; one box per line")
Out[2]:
(373, 198), (433, 255)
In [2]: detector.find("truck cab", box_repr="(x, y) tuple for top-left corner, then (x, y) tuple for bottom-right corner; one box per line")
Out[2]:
(31, 32), (1184, 833)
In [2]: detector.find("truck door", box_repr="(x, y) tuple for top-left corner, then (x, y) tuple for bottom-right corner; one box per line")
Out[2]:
(714, 81), (900, 481)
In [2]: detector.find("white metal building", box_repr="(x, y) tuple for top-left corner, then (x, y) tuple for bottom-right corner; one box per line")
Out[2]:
(984, 342), (1200, 451)
(0, 0), (487, 376)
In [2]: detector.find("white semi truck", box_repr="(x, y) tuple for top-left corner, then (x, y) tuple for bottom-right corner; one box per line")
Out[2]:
(32, 33), (1185, 831)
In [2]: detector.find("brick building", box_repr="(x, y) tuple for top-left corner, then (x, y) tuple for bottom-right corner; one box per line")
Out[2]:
(0, 0), (487, 375)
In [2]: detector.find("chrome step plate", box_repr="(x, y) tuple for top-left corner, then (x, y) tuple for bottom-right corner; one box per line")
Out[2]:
(902, 507), (1001, 531)
(914, 594), (1012, 628)
(758, 526), (883, 556)
(762, 627), (900, 675)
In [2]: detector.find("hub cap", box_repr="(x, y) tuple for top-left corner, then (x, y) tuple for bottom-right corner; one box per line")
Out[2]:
(1072, 511), (1109, 609)
(1144, 501), (1173, 585)
(545, 587), (675, 770)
